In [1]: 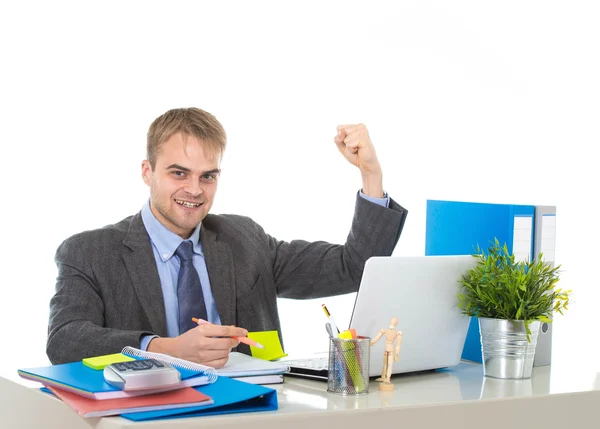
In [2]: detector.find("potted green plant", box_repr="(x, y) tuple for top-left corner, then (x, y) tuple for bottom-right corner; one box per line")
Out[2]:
(457, 238), (570, 379)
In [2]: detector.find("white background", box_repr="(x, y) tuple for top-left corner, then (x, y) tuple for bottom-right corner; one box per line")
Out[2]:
(1, 1), (598, 380)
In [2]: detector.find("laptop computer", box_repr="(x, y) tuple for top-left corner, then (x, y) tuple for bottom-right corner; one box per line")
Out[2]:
(286, 255), (476, 380)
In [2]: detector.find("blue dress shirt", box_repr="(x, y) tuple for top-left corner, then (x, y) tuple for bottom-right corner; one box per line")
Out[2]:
(140, 190), (389, 350)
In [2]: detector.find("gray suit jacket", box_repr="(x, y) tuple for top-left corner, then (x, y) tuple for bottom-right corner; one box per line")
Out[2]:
(47, 194), (407, 364)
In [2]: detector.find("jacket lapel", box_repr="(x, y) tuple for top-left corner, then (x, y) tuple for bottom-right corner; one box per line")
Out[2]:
(201, 226), (236, 326)
(122, 213), (168, 336)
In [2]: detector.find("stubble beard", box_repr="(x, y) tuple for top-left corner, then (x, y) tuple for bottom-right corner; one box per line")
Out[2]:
(150, 188), (203, 237)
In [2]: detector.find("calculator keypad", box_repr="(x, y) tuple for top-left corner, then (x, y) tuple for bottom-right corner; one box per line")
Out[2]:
(112, 359), (163, 372)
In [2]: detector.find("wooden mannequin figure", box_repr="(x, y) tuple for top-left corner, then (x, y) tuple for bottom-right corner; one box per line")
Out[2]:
(370, 317), (403, 391)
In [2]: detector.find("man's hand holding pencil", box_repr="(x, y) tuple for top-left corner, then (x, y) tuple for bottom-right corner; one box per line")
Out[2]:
(192, 318), (264, 349)
(147, 318), (262, 369)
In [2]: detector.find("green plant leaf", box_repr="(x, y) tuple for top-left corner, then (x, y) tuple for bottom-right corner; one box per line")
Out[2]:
(455, 239), (570, 323)
(537, 315), (552, 323)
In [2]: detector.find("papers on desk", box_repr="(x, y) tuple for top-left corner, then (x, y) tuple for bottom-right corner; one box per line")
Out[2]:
(218, 352), (289, 377)
(232, 373), (284, 385)
(216, 352), (289, 385)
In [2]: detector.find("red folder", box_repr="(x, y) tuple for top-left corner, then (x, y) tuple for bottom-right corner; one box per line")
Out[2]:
(47, 385), (213, 418)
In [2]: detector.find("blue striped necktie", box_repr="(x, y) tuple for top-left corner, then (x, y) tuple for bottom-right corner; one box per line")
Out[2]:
(175, 240), (208, 334)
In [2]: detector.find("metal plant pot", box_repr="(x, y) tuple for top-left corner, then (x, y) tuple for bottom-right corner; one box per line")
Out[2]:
(479, 317), (541, 379)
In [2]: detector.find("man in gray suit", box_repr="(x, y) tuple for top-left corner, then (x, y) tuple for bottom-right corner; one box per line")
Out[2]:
(47, 108), (407, 366)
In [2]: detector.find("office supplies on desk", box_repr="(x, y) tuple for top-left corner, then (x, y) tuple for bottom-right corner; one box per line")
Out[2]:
(247, 330), (288, 360)
(336, 330), (366, 392)
(322, 304), (340, 334)
(82, 353), (134, 370)
(325, 323), (335, 338)
(125, 347), (287, 383)
(230, 373), (284, 385)
(340, 328), (357, 339)
(121, 346), (217, 375)
(532, 205), (557, 367)
(287, 255), (476, 380)
(120, 375), (278, 421)
(18, 348), (216, 400)
(192, 317), (265, 348)
(103, 359), (180, 391)
(216, 352), (289, 379)
(45, 385), (213, 418)
(327, 336), (369, 395)
(425, 199), (555, 366)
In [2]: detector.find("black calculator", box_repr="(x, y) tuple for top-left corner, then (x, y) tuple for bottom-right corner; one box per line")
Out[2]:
(103, 359), (181, 390)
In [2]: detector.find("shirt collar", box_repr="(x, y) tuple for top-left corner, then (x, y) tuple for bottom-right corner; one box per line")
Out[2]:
(141, 199), (204, 262)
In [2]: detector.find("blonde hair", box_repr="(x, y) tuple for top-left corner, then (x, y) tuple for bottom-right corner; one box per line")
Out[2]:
(147, 108), (227, 169)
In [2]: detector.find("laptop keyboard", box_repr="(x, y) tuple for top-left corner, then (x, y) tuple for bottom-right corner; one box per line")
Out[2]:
(286, 357), (329, 370)
(285, 357), (330, 380)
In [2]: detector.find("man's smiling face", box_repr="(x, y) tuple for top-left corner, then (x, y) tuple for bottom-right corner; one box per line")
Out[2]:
(142, 132), (220, 239)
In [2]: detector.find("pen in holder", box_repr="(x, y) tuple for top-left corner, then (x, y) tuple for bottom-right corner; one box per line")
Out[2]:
(327, 336), (370, 395)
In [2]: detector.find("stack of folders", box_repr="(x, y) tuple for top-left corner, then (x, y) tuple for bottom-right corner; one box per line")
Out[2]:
(18, 347), (280, 420)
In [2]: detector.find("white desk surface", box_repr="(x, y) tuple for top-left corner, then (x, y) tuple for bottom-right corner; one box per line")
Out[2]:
(3, 361), (600, 429)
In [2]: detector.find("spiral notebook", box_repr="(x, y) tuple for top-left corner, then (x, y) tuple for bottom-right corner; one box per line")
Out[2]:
(127, 346), (289, 379)
(18, 347), (216, 400)
(121, 346), (219, 375)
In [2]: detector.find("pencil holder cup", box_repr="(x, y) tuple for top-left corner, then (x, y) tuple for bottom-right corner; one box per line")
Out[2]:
(327, 336), (370, 395)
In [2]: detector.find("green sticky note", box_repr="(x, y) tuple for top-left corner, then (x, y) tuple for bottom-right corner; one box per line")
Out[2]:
(247, 330), (288, 361)
(82, 353), (135, 370)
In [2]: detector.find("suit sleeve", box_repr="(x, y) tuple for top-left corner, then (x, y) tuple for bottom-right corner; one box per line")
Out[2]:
(47, 237), (152, 364)
(270, 192), (407, 299)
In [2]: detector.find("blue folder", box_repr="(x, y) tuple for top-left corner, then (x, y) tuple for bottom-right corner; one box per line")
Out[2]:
(120, 376), (278, 421)
(18, 360), (210, 399)
(425, 199), (535, 363)
(40, 375), (278, 420)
